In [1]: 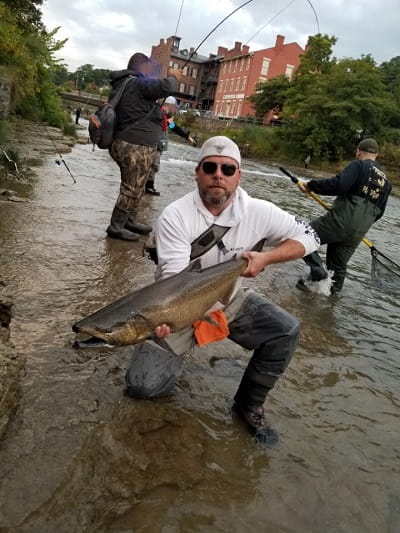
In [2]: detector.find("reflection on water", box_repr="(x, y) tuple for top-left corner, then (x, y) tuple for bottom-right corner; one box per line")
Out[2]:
(0, 140), (399, 531)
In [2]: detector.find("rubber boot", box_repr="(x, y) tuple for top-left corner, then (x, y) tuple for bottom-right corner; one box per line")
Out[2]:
(124, 209), (152, 235)
(106, 206), (140, 241)
(303, 252), (328, 281)
(145, 180), (160, 196)
(232, 375), (278, 446)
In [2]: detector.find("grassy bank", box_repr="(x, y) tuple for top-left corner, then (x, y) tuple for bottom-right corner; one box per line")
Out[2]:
(180, 116), (400, 193)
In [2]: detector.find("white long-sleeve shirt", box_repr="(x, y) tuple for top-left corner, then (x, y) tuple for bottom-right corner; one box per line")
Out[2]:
(155, 186), (320, 294)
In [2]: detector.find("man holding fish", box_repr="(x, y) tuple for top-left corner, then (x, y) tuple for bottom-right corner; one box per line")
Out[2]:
(126, 136), (320, 445)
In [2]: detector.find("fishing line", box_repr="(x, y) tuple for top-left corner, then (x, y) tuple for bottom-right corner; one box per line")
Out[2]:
(174, 0), (185, 37)
(44, 125), (77, 184)
(244, 0), (297, 45)
(182, 0), (256, 68)
(245, 0), (319, 46)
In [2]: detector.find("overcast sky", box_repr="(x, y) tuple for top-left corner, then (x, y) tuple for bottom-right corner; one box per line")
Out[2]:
(40, 0), (399, 72)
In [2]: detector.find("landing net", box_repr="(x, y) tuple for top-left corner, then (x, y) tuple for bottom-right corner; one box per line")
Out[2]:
(371, 248), (400, 292)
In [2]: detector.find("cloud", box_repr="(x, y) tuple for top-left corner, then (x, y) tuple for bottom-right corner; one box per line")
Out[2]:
(40, 0), (400, 71)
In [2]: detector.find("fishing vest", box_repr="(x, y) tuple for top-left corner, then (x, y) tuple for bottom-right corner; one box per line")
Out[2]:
(143, 224), (231, 265)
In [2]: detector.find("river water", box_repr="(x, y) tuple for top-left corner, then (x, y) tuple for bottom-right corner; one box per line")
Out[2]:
(0, 132), (399, 532)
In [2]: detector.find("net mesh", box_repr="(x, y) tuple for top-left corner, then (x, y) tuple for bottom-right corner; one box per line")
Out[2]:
(371, 248), (400, 291)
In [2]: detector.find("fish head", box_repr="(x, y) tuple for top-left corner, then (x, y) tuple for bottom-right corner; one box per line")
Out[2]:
(73, 314), (153, 348)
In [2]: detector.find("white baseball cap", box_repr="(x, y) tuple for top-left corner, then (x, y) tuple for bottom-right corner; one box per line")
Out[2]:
(165, 96), (178, 106)
(198, 136), (241, 167)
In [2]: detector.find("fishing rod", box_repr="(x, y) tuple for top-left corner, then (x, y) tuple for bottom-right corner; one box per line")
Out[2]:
(174, 0), (185, 37)
(44, 125), (76, 184)
(181, 0), (256, 69)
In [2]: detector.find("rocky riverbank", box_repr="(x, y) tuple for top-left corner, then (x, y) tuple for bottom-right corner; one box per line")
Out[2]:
(0, 118), (88, 441)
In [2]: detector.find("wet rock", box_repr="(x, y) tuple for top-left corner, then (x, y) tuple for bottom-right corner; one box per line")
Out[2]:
(0, 282), (22, 441)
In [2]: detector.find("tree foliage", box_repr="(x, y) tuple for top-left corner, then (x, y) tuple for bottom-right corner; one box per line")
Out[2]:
(0, 2), (68, 126)
(248, 75), (290, 118)
(275, 35), (399, 161)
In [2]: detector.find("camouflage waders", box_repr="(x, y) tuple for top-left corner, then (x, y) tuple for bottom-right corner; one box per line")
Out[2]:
(110, 139), (157, 211)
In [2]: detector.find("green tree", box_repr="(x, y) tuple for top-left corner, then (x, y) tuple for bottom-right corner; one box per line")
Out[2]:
(3, 0), (44, 29)
(248, 75), (290, 119)
(0, 3), (68, 126)
(279, 36), (397, 161)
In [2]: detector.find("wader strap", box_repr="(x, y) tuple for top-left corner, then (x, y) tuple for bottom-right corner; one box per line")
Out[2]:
(143, 224), (231, 264)
(190, 224), (231, 260)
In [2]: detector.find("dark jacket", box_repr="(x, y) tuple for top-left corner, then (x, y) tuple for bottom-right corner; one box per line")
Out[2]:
(110, 69), (178, 146)
(308, 159), (392, 221)
(307, 159), (392, 245)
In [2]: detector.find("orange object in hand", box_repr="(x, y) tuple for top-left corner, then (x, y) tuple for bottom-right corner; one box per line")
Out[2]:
(192, 309), (230, 347)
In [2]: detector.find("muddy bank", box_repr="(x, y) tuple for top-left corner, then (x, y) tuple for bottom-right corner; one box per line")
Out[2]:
(0, 118), (88, 441)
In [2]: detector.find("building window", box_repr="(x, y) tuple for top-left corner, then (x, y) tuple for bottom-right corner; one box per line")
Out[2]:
(192, 68), (198, 79)
(241, 77), (246, 90)
(182, 66), (188, 76)
(230, 79), (234, 91)
(173, 62), (179, 69)
(246, 57), (251, 70)
(169, 61), (173, 67)
(189, 85), (195, 95)
(179, 82), (185, 93)
(261, 57), (271, 76)
(285, 64), (295, 79)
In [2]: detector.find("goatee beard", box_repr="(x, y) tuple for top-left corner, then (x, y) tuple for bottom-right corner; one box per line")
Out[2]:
(201, 190), (232, 206)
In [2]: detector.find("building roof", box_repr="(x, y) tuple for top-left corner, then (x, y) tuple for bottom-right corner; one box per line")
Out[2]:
(171, 50), (223, 64)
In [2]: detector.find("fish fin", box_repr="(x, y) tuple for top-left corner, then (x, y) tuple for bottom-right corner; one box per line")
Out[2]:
(251, 239), (266, 252)
(184, 258), (202, 272)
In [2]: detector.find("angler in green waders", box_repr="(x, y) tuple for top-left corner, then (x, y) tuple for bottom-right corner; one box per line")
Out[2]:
(297, 138), (392, 294)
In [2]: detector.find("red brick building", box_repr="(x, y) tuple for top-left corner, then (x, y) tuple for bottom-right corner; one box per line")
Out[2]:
(150, 36), (221, 111)
(213, 35), (304, 118)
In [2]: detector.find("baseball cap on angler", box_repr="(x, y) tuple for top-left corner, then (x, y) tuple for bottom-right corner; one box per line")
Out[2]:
(198, 136), (241, 166)
(165, 96), (178, 106)
(358, 138), (379, 153)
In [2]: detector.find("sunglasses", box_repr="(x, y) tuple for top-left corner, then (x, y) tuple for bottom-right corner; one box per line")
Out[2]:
(201, 161), (238, 177)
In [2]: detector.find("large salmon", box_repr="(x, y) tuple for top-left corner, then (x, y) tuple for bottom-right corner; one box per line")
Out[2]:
(72, 240), (264, 347)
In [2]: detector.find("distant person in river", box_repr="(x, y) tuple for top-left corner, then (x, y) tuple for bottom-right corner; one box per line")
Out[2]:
(145, 96), (197, 196)
(107, 53), (182, 241)
(297, 138), (392, 294)
(75, 106), (81, 125)
(125, 136), (320, 446)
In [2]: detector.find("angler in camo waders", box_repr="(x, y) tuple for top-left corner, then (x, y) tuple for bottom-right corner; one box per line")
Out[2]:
(107, 53), (182, 241)
(297, 138), (392, 294)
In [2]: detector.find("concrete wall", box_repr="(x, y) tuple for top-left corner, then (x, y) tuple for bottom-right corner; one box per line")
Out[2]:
(0, 78), (11, 120)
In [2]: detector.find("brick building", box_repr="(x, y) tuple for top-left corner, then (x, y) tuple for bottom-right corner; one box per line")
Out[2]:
(150, 35), (222, 111)
(213, 35), (304, 118)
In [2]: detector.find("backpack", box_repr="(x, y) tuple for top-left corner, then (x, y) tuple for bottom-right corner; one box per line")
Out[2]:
(88, 77), (134, 149)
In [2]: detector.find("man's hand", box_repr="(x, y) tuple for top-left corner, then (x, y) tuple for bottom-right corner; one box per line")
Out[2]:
(188, 136), (197, 146)
(154, 324), (171, 338)
(168, 68), (183, 81)
(241, 251), (267, 277)
(298, 180), (310, 193)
